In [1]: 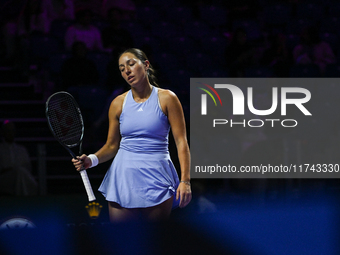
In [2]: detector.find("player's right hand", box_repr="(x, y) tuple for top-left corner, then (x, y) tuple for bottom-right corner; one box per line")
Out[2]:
(72, 154), (91, 171)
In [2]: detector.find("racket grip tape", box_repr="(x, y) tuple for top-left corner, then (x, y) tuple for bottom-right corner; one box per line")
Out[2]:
(79, 170), (96, 201)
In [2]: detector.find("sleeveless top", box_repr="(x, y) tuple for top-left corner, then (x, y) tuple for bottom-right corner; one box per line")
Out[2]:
(119, 86), (170, 153)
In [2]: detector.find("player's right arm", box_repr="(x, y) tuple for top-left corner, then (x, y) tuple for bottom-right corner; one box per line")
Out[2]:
(93, 93), (125, 163)
(72, 93), (125, 170)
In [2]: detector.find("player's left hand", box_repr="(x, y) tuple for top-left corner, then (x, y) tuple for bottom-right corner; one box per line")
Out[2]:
(176, 182), (192, 208)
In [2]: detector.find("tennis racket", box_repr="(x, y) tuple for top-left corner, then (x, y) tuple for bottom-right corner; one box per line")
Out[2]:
(45, 91), (96, 201)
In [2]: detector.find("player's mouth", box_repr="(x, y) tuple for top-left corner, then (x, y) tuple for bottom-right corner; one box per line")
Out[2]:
(128, 75), (134, 81)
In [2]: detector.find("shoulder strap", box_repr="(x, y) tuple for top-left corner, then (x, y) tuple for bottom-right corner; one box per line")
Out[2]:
(122, 90), (130, 111)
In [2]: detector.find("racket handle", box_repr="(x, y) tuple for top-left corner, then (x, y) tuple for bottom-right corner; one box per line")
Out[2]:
(79, 170), (96, 201)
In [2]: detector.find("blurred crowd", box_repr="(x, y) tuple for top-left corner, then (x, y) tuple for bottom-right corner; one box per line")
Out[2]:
(0, 0), (338, 93)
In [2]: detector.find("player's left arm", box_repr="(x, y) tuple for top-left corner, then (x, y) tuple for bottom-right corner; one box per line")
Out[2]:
(159, 89), (191, 208)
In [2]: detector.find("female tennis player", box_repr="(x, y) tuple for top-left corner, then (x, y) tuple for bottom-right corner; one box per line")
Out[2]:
(72, 48), (191, 222)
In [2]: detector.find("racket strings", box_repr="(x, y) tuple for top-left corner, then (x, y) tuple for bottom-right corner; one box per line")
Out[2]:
(47, 95), (84, 146)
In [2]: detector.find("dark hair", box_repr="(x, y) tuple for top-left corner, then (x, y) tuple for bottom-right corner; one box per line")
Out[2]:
(119, 48), (159, 87)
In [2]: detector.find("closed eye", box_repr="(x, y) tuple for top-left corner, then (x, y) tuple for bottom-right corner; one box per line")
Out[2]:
(119, 59), (137, 72)
(128, 60), (136, 67)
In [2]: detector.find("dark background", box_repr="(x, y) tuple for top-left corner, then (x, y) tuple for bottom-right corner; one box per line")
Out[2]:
(0, 0), (340, 254)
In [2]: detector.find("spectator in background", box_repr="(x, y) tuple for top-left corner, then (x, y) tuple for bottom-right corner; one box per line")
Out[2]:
(64, 8), (104, 51)
(101, 7), (134, 59)
(262, 33), (292, 77)
(61, 41), (99, 89)
(0, 120), (38, 196)
(225, 28), (255, 77)
(16, 0), (51, 37)
(293, 26), (336, 74)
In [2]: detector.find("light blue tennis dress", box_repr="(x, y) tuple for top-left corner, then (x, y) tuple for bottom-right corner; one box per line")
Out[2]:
(98, 86), (180, 208)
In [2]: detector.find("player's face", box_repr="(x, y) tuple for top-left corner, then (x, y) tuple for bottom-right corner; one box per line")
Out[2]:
(118, 52), (149, 87)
